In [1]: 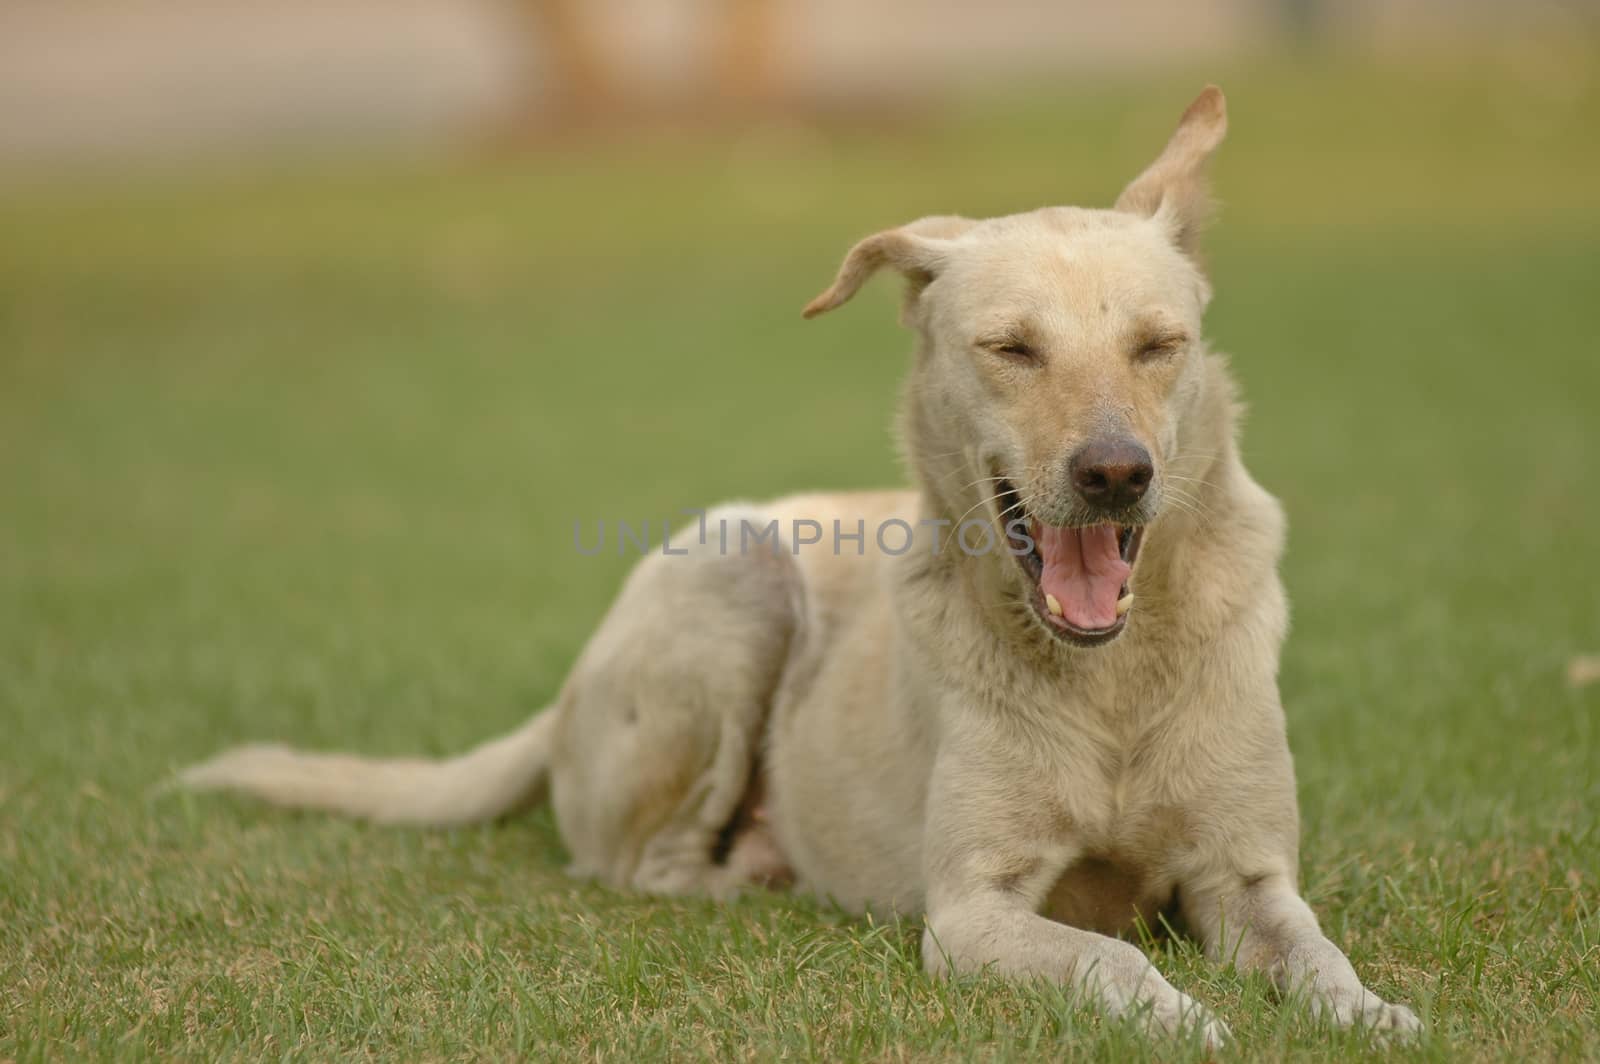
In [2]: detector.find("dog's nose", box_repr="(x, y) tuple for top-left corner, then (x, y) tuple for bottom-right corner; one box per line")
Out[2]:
(1070, 438), (1154, 511)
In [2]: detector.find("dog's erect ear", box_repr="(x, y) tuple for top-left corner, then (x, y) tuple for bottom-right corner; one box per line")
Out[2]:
(802, 215), (974, 318)
(1114, 86), (1227, 256)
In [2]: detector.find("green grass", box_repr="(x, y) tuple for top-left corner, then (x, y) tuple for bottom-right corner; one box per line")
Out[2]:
(3, 53), (1598, 1061)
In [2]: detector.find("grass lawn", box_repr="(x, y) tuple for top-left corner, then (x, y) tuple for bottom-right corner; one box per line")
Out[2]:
(2, 54), (1597, 1061)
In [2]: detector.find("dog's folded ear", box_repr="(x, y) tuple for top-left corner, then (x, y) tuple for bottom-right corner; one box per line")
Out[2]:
(1114, 86), (1227, 256)
(803, 215), (973, 318)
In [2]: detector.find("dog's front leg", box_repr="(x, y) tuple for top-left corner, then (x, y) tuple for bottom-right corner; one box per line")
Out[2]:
(1185, 871), (1421, 1036)
(922, 893), (1226, 1045)
(920, 762), (1227, 1046)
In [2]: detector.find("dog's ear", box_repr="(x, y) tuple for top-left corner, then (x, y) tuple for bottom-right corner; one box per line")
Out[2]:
(802, 215), (973, 318)
(1114, 86), (1227, 256)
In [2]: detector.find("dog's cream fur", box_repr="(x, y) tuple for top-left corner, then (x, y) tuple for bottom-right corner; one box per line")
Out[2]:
(180, 88), (1419, 1044)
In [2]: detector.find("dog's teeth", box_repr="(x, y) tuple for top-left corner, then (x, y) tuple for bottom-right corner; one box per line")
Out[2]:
(1045, 593), (1063, 617)
(1115, 593), (1134, 616)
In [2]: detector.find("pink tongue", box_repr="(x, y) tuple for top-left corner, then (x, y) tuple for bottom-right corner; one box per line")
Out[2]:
(1035, 523), (1130, 631)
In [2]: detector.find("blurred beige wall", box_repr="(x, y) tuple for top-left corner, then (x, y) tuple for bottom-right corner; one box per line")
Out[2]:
(0, 0), (527, 164)
(0, 0), (1585, 167)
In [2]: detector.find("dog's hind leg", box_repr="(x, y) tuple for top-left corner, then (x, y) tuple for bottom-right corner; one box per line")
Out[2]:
(549, 507), (802, 899)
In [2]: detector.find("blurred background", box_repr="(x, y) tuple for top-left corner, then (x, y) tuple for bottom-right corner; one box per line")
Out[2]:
(2, 0), (1596, 738)
(0, 0), (1595, 166)
(3, 3), (1599, 1057)
(1, 0), (1597, 751)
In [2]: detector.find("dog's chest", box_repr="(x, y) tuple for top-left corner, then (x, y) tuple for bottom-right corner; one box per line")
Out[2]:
(1037, 762), (1190, 935)
(1029, 696), (1195, 934)
(1042, 852), (1176, 938)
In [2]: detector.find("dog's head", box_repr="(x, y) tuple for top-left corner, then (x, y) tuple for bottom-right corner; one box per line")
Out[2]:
(805, 88), (1227, 648)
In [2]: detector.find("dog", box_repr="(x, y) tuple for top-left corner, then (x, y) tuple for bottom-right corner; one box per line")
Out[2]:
(180, 87), (1420, 1045)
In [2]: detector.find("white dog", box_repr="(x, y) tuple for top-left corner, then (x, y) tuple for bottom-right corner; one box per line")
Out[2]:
(182, 87), (1421, 1046)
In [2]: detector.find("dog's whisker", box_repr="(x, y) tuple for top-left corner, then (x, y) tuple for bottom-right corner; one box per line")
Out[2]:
(1162, 484), (1210, 510)
(1160, 491), (1215, 529)
(948, 481), (1043, 535)
(941, 482), (1053, 549)
(1163, 481), (1212, 504)
(1163, 488), (1214, 516)
(924, 462), (986, 484)
(944, 475), (1014, 494)
(1161, 474), (1218, 493)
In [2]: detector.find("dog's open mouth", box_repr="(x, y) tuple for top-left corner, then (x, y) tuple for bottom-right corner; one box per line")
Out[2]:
(994, 478), (1145, 647)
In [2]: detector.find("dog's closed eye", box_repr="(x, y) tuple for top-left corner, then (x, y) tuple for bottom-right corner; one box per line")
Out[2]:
(978, 334), (1039, 363)
(1134, 333), (1188, 363)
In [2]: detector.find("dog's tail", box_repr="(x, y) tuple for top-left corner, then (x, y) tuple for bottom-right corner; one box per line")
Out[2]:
(174, 707), (558, 826)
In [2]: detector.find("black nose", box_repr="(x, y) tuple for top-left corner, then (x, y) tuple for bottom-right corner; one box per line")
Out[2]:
(1070, 438), (1154, 511)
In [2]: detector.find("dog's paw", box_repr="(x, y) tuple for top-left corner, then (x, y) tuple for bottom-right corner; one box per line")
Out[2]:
(1202, 1017), (1232, 1052)
(1361, 1000), (1422, 1040)
(1186, 1012), (1232, 1053)
(1166, 1000), (1231, 1051)
(1089, 949), (1230, 1049)
(1132, 984), (1230, 1050)
(1314, 988), (1422, 1040)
